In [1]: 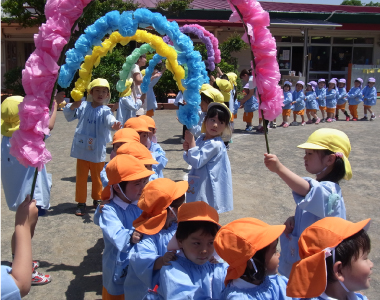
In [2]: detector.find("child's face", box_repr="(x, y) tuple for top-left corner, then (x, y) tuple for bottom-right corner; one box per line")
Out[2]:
(341, 250), (373, 292)
(56, 91), (65, 103)
(306, 85), (312, 92)
(164, 206), (178, 229)
(200, 100), (209, 113)
(338, 82), (345, 88)
(296, 84), (303, 92)
(318, 82), (324, 89)
(354, 81), (361, 88)
(139, 132), (151, 148)
(240, 74), (249, 83)
(178, 228), (215, 265)
(303, 149), (331, 177)
(90, 87), (109, 104)
(124, 177), (149, 202)
(368, 82), (375, 88)
(144, 164), (152, 171)
(205, 114), (227, 138)
(283, 86), (290, 92)
(265, 239), (280, 275)
(328, 83), (335, 90)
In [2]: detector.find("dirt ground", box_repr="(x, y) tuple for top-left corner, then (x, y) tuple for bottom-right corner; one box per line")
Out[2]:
(2, 106), (380, 299)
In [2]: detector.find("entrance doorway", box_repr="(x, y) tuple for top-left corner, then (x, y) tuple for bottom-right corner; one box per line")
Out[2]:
(292, 47), (303, 76)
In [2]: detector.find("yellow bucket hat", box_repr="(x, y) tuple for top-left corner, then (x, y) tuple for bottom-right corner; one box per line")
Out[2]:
(201, 87), (224, 104)
(1, 96), (24, 137)
(215, 78), (232, 102)
(200, 84), (213, 93)
(141, 69), (146, 77)
(86, 78), (111, 103)
(297, 128), (352, 180)
(226, 72), (237, 86)
(119, 78), (133, 98)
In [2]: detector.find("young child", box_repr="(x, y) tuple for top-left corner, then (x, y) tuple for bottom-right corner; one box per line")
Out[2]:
(361, 77), (377, 121)
(336, 78), (349, 121)
(241, 83), (259, 132)
(152, 201), (228, 300)
(315, 79), (327, 122)
(146, 66), (166, 117)
(305, 81), (320, 125)
(64, 78), (121, 216)
(226, 72), (238, 115)
(290, 81), (305, 126)
(264, 128), (351, 278)
(280, 81), (293, 128)
(214, 218), (296, 300)
(347, 78), (363, 121)
(213, 77), (233, 108)
(123, 178), (188, 300)
(325, 79), (338, 123)
(183, 102), (233, 214)
(94, 154), (154, 299)
(287, 217), (372, 300)
(124, 117), (151, 148)
(116, 78), (142, 125)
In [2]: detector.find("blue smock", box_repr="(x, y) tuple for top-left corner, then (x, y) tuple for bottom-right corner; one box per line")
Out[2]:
(337, 88), (348, 106)
(233, 100), (240, 115)
(174, 91), (184, 106)
(1, 136), (52, 211)
(315, 87), (326, 107)
(221, 275), (298, 300)
(149, 142), (167, 179)
(279, 178), (346, 278)
(116, 95), (142, 125)
(362, 86), (377, 106)
(243, 96), (259, 113)
(64, 101), (117, 163)
(292, 90), (305, 111)
(347, 87), (363, 105)
(100, 162), (108, 187)
(124, 222), (177, 300)
(184, 134), (233, 214)
(229, 88), (236, 113)
(146, 75), (162, 112)
(94, 197), (143, 295)
(310, 292), (367, 300)
(305, 91), (319, 110)
(283, 91), (293, 110)
(189, 110), (206, 138)
(1, 265), (21, 300)
(325, 89), (337, 108)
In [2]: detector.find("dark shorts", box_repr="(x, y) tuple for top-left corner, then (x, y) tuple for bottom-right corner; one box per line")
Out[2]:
(37, 205), (46, 217)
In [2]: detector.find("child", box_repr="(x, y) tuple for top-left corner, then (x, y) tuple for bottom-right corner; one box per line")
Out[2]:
(280, 81), (293, 128)
(305, 81), (320, 125)
(64, 78), (122, 216)
(139, 115), (157, 143)
(290, 81), (305, 126)
(287, 217), (372, 300)
(116, 78), (142, 125)
(124, 178), (188, 300)
(213, 77), (233, 108)
(146, 65), (166, 117)
(152, 201), (228, 299)
(241, 83), (259, 132)
(361, 77), (377, 121)
(336, 78), (350, 121)
(183, 102), (233, 214)
(264, 128), (351, 278)
(227, 72), (238, 114)
(94, 154), (154, 299)
(347, 78), (363, 121)
(214, 218), (296, 300)
(315, 79), (327, 122)
(325, 79), (337, 122)
(124, 117), (151, 149)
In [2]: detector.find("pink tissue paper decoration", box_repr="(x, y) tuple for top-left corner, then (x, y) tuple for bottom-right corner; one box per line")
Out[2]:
(183, 24), (221, 64)
(228, 0), (283, 121)
(10, 0), (90, 170)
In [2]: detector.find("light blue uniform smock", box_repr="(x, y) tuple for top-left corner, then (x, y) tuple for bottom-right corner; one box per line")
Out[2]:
(1, 136), (52, 211)
(184, 134), (233, 214)
(116, 95), (142, 125)
(325, 89), (337, 108)
(283, 91), (293, 110)
(315, 87), (326, 107)
(233, 100), (240, 115)
(243, 96), (259, 113)
(146, 75), (162, 112)
(1, 265), (21, 300)
(347, 87), (363, 105)
(63, 101), (117, 163)
(189, 110), (206, 138)
(221, 275), (297, 300)
(149, 142), (167, 180)
(174, 91), (184, 106)
(362, 86), (377, 106)
(310, 292), (367, 300)
(94, 197), (143, 295)
(337, 87), (348, 106)
(279, 178), (346, 278)
(124, 222), (177, 300)
(305, 91), (319, 110)
(100, 162), (109, 187)
(292, 90), (305, 112)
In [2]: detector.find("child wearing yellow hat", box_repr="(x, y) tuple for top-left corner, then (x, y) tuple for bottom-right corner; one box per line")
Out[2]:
(287, 217), (372, 300)
(64, 78), (122, 216)
(94, 154), (154, 300)
(149, 201), (228, 299)
(264, 128), (352, 278)
(116, 77), (143, 125)
(123, 178), (188, 299)
(213, 77), (233, 107)
(214, 218), (297, 300)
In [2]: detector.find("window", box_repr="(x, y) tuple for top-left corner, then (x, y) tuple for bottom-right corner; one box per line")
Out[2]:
(277, 47), (291, 70)
(333, 37), (353, 44)
(310, 37), (331, 44)
(331, 47), (352, 71)
(353, 38), (374, 44)
(309, 46), (330, 72)
(353, 47), (373, 64)
(275, 36), (291, 43)
(292, 36), (304, 43)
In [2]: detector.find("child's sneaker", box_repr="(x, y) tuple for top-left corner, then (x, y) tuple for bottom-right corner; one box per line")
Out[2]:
(271, 122), (277, 128)
(283, 122), (289, 128)
(370, 114), (376, 121)
(245, 126), (253, 132)
(315, 118), (321, 124)
(278, 122), (285, 127)
(332, 118), (336, 122)
(312, 118), (316, 123)
(321, 118), (326, 123)
(360, 116), (368, 121)
(75, 203), (86, 216)
(306, 120), (313, 124)
(345, 116), (350, 121)
(33, 261), (40, 270)
(290, 121), (298, 126)
(32, 270), (51, 285)
(326, 118), (332, 123)
(352, 118), (358, 121)
(301, 121), (306, 126)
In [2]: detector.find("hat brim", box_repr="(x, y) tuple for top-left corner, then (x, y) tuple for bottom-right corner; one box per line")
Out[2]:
(297, 142), (328, 150)
(141, 158), (159, 165)
(134, 211), (168, 235)
(112, 138), (138, 144)
(123, 169), (155, 182)
(172, 181), (189, 200)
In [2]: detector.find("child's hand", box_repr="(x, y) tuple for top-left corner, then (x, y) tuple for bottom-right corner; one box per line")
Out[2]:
(284, 216), (295, 238)
(70, 101), (82, 110)
(112, 122), (122, 130)
(15, 195), (38, 231)
(99, 200), (110, 213)
(183, 141), (189, 151)
(131, 230), (143, 244)
(184, 130), (195, 149)
(162, 251), (177, 266)
(140, 94), (146, 103)
(264, 153), (282, 173)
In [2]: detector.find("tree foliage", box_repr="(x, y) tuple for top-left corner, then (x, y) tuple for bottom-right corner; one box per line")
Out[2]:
(1, 0), (46, 27)
(341, 0), (380, 5)
(155, 0), (193, 16)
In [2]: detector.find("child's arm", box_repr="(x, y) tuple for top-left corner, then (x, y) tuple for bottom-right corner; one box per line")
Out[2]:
(264, 153), (310, 196)
(184, 139), (222, 170)
(239, 89), (254, 105)
(304, 92), (316, 102)
(63, 101), (82, 121)
(325, 89), (336, 100)
(121, 96), (142, 111)
(283, 93), (292, 106)
(153, 252), (177, 270)
(216, 66), (224, 77)
(104, 110), (121, 131)
(48, 100), (58, 131)
(293, 91), (305, 104)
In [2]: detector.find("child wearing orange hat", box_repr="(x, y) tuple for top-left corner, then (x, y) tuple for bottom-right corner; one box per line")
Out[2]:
(124, 117), (151, 149)
(287, 217), (372, 300)
(94, 154), (154, 300)
(214, 218), (296, 300)
(150, 201), (228, 300)
(123, 178), (188, 299)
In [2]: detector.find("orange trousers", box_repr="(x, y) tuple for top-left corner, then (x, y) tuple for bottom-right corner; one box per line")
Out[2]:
(75, 159), (104, 203)
(349, 105), (359, 119)
(102, 287), (124, 300)
(146, 109), (154, 117)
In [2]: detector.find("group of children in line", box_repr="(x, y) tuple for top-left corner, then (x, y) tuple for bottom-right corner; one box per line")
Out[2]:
(1, 73), (375, 300)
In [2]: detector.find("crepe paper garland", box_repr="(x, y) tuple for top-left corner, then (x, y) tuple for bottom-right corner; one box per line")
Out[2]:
(58, 8), (206, 128)
(141, 54), (164, 93)
(10, 0), (92, 170)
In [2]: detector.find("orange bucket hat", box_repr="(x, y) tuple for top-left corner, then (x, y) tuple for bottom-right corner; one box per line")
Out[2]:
(124, 117), (150, 132)
(116, 142), (158, 165)
(139, 115), (156, 129)
(214, 218), (285, 286)
(287, 217), (371, 298)
(112, 128), (140, 144)
(101, 154), (154, 200)
(133, 178), (188, 235)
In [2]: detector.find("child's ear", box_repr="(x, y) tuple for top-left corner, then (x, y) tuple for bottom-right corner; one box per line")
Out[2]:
(333, 261), (345, 282)
(113, 183), (121, 193)
(326, 154), (337, 166)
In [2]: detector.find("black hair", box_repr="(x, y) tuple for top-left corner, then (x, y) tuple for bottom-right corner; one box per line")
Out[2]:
(169, 194), (185, 209)
(240, 69), (250, 78)
(212, 81), (220, 90)
(176, 221), (219, 242)
(205, 105), (230, 126)
(118, 181), (128, 193)
(201, 93), (214, 105)
(283, 84), (291, 90)
(317, 149), (346, 183)
(242, 245), (269, 283)
(220, 74), (229, 80)
(326, 229), (371, 283)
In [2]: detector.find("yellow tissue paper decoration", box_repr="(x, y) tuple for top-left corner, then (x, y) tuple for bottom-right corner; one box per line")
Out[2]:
(71, 30), (185, 101)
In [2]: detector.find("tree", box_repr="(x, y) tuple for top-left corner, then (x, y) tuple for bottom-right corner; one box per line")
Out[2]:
(365, 1), (380, 6)
(340, 0), (363, 5)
